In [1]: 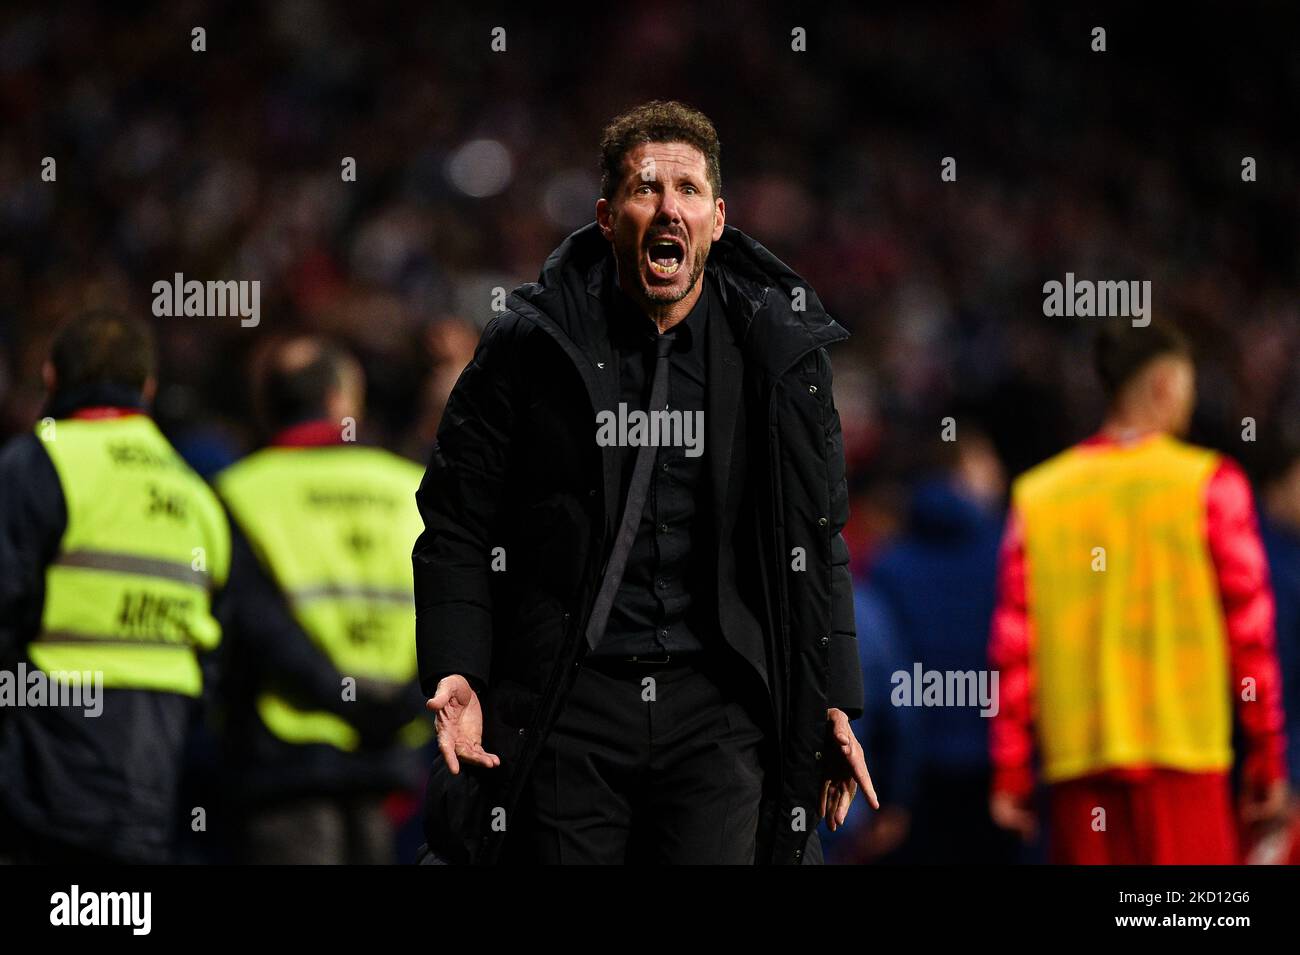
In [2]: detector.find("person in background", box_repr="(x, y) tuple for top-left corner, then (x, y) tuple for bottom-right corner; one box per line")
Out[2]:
(990, 323), (1289, 863)
(0, 312), (231, 863)
(214, 337), (429, 864)
(867, 432), (1019, 863)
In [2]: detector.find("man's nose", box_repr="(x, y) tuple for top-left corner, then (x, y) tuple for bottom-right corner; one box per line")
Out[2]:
(656, 190), (682, 223)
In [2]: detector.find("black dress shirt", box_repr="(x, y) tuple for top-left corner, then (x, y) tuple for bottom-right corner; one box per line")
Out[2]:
(591, 272), (719, 658)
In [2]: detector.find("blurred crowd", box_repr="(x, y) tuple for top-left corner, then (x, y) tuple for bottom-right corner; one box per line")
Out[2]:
(2, 2), (1298, 862)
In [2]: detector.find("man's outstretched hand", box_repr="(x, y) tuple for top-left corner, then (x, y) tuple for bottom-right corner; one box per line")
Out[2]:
(820, 707), (880, 831)
(426, 675), (501, 775)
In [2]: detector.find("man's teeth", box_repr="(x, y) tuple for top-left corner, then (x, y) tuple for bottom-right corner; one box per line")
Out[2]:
(648, 241), (683, 276)
(649, 258), (681, 276)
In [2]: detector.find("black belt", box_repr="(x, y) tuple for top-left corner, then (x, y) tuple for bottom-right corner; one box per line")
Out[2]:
(583, 650), (705, 667)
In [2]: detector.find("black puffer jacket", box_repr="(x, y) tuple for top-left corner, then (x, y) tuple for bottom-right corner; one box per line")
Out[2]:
(414, 222), (862, 865)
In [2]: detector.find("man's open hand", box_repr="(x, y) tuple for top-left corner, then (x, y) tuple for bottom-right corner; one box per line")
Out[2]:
(819, 707), (879, 831)
(426, 675), (500, 775)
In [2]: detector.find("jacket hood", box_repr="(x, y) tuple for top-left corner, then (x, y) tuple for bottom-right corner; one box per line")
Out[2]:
(509, 221), (849, 379)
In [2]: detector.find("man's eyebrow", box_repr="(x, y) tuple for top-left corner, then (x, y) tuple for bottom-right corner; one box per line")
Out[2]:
(641, 168), (706, 186)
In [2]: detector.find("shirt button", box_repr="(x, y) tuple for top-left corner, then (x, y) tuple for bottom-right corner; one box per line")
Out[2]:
(659, 523), (669, 533)
(660, 630), (669, 638)
(819, 636), (829, 647)
(661, 462), (669, 471)
(818, 517), (828, 527)
(656, 579), (668, 589)
(794, 849), (803, 861)
(815, 751), (823, 760)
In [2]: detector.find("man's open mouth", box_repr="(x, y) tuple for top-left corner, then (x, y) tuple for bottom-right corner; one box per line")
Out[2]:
(645, 236), (686, 277)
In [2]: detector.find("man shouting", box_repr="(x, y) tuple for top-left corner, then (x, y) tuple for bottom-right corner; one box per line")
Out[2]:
(414, 100), (876, 865)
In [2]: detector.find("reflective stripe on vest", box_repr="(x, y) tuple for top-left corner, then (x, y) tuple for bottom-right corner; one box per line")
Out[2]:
(1014, 434), (1232, 782)
(217, 445), (429, 751)
(34, 415), (231, 697)
(53, 548), (212, 587)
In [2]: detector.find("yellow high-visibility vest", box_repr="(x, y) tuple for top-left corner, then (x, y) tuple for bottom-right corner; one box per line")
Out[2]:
(1014, 434), (1232, 782)
(35, 414), (230, 696)
(217, 444), (428, 751)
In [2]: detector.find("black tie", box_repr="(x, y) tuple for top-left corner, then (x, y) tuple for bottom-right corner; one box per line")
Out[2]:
(585, 332), (676, 650)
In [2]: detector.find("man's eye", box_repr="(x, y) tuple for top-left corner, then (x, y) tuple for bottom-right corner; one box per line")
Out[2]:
(682, 185), (697, 194)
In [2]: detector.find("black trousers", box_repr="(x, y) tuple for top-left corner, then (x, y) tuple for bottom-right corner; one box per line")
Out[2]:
(510, 650), (769, 864)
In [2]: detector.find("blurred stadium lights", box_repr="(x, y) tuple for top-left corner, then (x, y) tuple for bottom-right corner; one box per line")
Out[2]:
(444, 138), (512, 198)
(543, 169), (599, 230)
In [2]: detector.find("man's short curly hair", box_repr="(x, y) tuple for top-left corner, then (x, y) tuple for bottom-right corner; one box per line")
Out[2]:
(599, 100), (722, 202)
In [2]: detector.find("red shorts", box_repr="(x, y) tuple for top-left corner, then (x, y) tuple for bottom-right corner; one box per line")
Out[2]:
(1048, 769), (1237, 865)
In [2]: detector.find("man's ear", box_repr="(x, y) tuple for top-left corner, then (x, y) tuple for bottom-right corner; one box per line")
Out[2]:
(141, 375), (157, 406)
(1147, 358), (1178, 405)
(712, 197), (726, 242)
(596, 197), (614, 241)
(42, 360), (56, 395)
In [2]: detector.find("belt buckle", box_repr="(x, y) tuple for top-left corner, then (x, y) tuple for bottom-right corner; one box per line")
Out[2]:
(626, 652), (670, 664)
